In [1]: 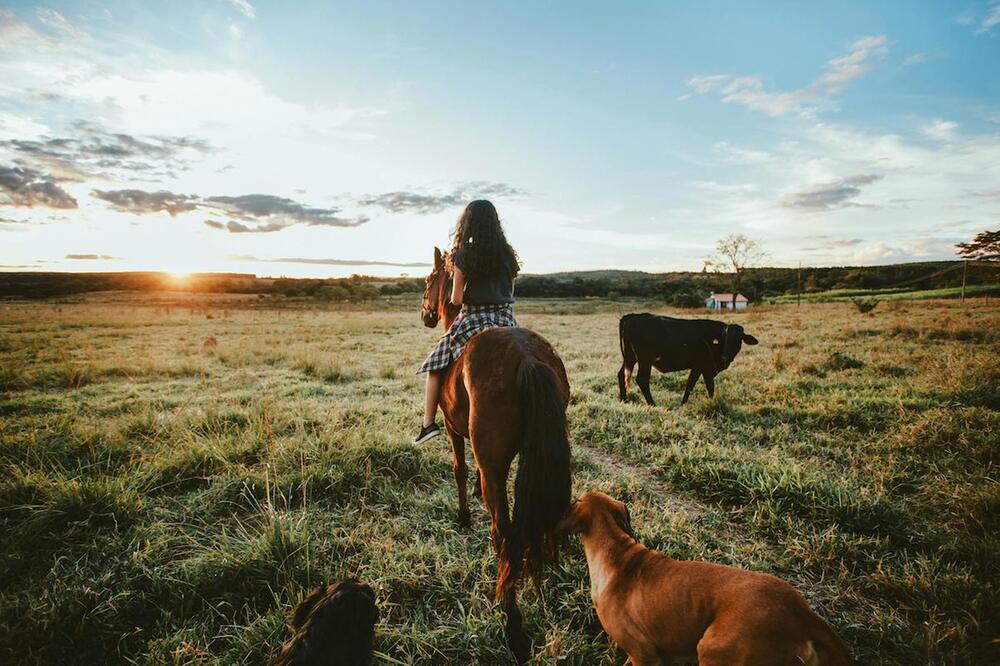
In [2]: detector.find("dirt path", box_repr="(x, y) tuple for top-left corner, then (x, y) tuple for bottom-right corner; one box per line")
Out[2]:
(573, 441), (707, 518)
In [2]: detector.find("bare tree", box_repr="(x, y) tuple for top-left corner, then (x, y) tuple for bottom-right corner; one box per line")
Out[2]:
(706, 234), (766, 310)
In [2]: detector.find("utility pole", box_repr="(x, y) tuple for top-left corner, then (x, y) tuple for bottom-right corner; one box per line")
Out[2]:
(797, 262), (801, 308)
(961, 260), (967, 303)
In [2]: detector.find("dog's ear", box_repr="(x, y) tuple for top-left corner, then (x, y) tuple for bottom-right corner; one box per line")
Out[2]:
(742, 333), (759, 345)
(433, 246), (443, 267)
(555, 499), (584, 536)
(615, 502), (637, 540)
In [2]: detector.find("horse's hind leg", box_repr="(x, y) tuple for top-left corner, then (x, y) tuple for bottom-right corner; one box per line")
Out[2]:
(482, 468), (531, 665)
(472, 467), (482, 501)
(447, 428), (470, 527)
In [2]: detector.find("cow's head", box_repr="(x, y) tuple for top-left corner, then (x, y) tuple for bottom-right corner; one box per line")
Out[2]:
(719, 324), (758, 369)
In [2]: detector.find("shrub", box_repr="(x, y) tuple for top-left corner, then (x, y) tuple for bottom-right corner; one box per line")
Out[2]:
(852, 297), (879, 314)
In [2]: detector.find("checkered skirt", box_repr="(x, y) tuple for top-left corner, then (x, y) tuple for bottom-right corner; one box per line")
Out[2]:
(417, 303), (517, 373)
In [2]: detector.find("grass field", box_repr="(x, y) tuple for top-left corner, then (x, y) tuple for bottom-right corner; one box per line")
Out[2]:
(1, 295), (997, 664)
(768, 283), (1000, 304)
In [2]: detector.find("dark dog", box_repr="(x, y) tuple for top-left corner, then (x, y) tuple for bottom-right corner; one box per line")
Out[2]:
(274, 580), (378, 666)
(558, 493), (854, 665)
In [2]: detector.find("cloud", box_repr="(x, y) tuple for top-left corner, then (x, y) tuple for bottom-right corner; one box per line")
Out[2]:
(92, 188), (368, 230)
(687, 35), (887, 116)
(204, 194), (368, 228)
(91, 189), (199, 216)
(0, 165), (77, 208)
(957, 4), (1000, 34)
(1, 121), (214, 181)
(985, 6), (1000, 31)
(712, 141), (773, 164)
(780, 174), (882, 211)
(922, 119), (959, 141)
(358, 191), (465, 214)
(65, 253), (120, 260)
(36, 9), (87, 39)
(217, 219), (291, 233)
(800, 236), (864, 251)
(358, 181), (525, 214)
(690, 180), (758, 193)
(965, 187), (1000, 200)
(205, 218), (293, 233)
(903, 52), (930, 66)
(977, 5), (1000, 33)
(226, 0), (256, 19)
(232, 255), (431, 268)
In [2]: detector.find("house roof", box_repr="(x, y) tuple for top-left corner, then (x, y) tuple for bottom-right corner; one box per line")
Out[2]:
(709, 292), (749, 301)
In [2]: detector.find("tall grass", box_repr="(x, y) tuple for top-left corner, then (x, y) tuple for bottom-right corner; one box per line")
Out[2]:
(0, 298), (996, 664)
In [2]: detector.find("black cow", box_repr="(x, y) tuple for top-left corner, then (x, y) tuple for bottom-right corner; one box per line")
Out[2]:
(618, 313), (759, 406)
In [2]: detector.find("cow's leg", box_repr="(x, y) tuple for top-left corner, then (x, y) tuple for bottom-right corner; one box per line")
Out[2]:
(704, 372), (716, 398)
(637, 360), (655, 406)
(448, 428), (471, 527)
(619, 343), (637, 401)
(681, 368), (700, 405)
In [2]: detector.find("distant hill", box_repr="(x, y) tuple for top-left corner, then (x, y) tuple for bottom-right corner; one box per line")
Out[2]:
(0, 260), (996, 303)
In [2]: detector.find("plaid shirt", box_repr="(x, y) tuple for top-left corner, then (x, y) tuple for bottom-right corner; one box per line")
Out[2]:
(417, 303), (517, 373)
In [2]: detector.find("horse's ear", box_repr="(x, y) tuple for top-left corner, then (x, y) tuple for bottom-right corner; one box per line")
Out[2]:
(433, 246), (443, 267)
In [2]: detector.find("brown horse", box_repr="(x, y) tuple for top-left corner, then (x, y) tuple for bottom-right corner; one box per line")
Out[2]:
(421, 246), (572, 664)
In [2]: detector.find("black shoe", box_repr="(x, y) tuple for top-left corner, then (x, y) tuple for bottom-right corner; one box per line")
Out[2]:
(414, 422), (442, 444)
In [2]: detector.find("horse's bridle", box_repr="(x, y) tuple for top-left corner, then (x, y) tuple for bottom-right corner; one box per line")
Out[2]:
(421, 265), (453, 328)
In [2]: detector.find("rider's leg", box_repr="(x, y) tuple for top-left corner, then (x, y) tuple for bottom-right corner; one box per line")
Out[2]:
(423, 369), (442, 427)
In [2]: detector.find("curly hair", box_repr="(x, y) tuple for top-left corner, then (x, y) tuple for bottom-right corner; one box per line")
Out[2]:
(450, 200), (520, 279)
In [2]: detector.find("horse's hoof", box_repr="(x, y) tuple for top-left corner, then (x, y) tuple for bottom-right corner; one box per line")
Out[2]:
(457, 509), (471, 528)
(509, 635), (532, 665)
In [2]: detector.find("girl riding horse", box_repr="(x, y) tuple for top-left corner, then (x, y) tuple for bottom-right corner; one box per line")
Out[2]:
(415, 199), (519, 443)
(417, 200), (573, 664)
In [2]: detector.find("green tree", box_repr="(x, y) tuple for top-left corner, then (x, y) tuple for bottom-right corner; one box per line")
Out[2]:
(956, 229), (1000, 261)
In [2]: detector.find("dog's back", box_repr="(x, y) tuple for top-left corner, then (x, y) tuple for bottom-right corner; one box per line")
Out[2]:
(274, 580), (378, 666)
(560, 493), (854, 666)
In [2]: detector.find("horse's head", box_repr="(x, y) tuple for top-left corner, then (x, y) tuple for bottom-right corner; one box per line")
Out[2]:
(421, 247), (458, 330)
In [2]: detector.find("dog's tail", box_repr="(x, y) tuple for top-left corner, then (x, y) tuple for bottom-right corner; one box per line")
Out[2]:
(497, 359), (572, 601)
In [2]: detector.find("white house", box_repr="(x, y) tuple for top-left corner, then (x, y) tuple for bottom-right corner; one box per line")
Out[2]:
(706, 292), (749, 310)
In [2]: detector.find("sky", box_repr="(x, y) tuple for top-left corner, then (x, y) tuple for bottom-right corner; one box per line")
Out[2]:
(1, 1), (999, 278)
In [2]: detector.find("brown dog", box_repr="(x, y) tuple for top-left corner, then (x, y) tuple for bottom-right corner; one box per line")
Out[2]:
(273, 580), (378, 666)
(558, 493), (854, 666)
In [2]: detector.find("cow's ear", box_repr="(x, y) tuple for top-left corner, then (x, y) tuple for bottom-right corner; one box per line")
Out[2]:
(742, 334), (759, 345)
(433, 247), (443, 267)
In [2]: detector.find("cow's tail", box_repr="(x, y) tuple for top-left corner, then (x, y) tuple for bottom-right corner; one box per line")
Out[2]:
(619, 316), (633, 388)
(497, 360), (571, 601)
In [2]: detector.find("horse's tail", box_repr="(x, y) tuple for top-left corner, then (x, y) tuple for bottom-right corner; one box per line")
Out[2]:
(497, 359), (572, 600)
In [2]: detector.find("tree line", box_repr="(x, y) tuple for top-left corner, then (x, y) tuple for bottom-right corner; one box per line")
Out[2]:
(1, 260), (996, 303)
